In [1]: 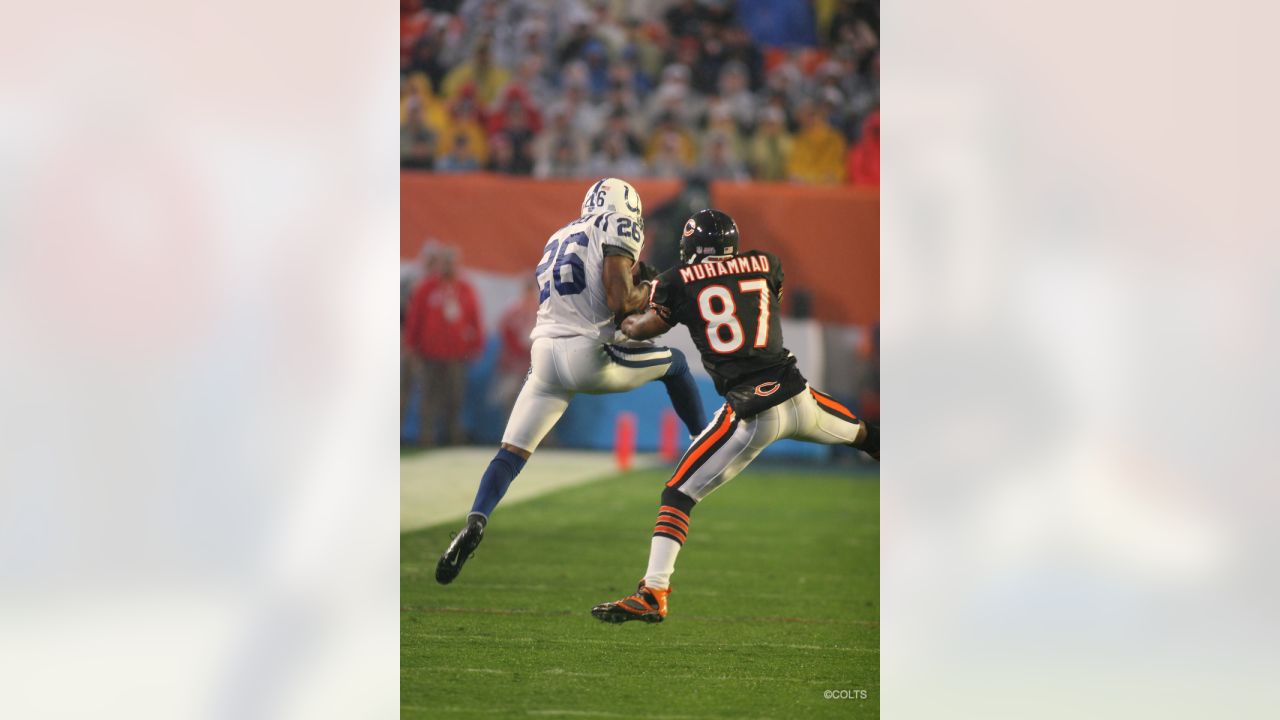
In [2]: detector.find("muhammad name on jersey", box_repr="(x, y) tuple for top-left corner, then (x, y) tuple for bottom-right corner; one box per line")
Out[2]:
(675, 254), (772, 283)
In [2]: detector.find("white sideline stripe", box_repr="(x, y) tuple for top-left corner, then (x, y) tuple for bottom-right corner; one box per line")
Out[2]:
(401, 448), (664, 533)
(412, 633), (877, 654)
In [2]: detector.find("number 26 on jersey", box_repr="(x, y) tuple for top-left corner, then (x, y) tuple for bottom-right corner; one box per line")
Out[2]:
(535, 232), (589, 303)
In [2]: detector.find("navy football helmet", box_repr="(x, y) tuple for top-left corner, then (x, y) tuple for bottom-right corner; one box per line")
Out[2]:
(679, 209), (739, 264)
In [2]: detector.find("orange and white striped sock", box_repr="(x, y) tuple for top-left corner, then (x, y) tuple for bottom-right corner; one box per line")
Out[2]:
(643, 489), (695, 590)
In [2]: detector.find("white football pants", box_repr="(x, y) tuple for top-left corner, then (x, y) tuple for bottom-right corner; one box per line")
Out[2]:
(666, 386), (862, 502)
(501, 335), (678, 452)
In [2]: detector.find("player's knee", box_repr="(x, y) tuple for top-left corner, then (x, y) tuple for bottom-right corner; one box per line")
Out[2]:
(852, 421), (878, 457)
(499, 442), (532, 460)
(662, 348), (688, 377)
(660, 485), (696, 515)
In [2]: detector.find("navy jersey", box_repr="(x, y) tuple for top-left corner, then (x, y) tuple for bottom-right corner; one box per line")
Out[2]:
(649, 250), (799, 398)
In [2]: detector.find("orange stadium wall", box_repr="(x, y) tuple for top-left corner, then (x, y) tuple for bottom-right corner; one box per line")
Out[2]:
(708, 182), (879, 325)
(401, 172), (879, 325)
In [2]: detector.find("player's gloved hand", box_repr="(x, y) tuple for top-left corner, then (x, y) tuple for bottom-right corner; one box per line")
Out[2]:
(632, 260), (659, 283)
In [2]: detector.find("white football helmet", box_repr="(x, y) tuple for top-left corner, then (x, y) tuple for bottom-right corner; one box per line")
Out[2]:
(581, 177), (642, 219)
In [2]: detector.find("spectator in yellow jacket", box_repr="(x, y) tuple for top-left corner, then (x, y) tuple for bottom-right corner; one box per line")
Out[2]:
(747, 106), (793, 182)
(787, 101), (847, 185)
(441, 37), (510, 106)
(436, 87), (488, 166)
(645, 111), (697, 167)
(401, 72), (449, 136)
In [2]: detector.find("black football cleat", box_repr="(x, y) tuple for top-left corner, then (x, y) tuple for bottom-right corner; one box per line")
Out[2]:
(591, 583), (670, 623)
(435, 517), (485, 585)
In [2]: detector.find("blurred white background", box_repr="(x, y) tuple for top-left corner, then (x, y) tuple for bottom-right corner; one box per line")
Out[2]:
(1, 0), (1277, 717)
(883, 1), (1279, 718)
(0, 2), (398, 718)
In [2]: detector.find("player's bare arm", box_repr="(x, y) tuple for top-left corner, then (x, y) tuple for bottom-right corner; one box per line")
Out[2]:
(602, 254), (651, 318)
(620, 308), (671, 341)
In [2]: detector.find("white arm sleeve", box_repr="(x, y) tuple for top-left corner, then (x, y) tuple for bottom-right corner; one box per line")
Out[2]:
(596, 212), (644, 261)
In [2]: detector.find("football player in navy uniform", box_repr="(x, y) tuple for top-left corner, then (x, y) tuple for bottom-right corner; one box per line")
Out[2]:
(591, 208), (879, 623)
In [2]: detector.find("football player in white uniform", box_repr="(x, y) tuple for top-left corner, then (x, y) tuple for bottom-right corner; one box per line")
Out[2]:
(436, 178), (707, 585)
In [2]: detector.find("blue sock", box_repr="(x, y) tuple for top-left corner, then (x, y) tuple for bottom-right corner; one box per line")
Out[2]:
(469, 448), (528, 519)
(659, 349), (706, 436)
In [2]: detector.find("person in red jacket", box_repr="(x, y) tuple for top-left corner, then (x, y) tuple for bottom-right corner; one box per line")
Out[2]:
(403, 245), (484, 445)
(401, 241), (440, 424)
(845, 109), (880, 187)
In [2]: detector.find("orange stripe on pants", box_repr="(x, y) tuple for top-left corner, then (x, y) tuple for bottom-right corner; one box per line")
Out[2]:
(667, 407), (736, 488)
(810, 388), (858, 423)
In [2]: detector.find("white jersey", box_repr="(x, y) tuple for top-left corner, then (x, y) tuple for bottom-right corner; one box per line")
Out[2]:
(530, 211), (644, 342)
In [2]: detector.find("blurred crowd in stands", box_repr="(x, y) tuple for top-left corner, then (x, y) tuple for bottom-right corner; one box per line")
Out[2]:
(401, 0), (879, 186)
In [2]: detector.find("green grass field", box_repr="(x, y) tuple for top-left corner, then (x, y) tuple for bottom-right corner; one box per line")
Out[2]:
(402, 468), (879, 719)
